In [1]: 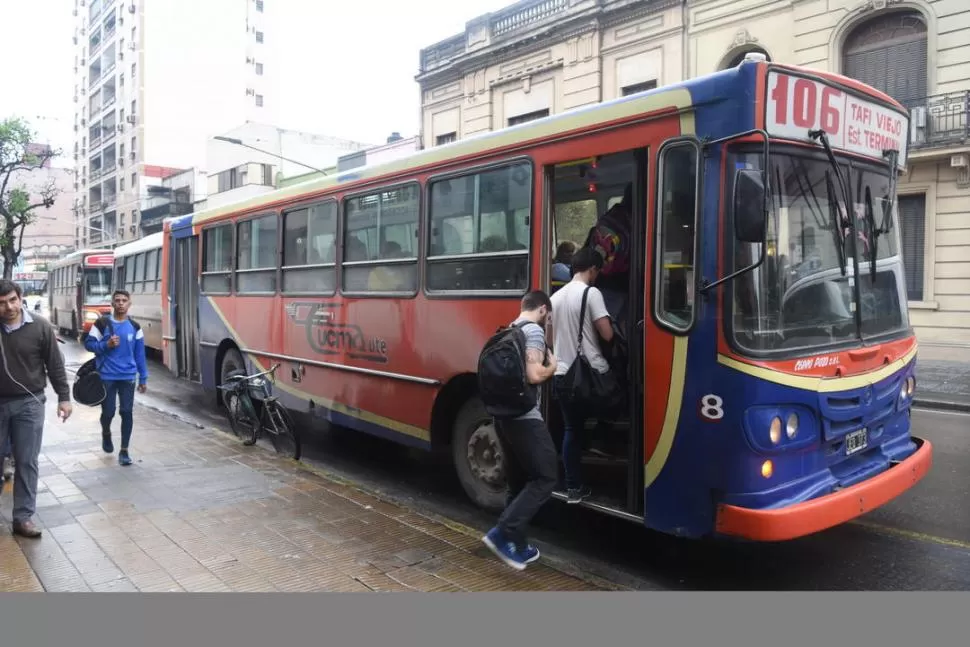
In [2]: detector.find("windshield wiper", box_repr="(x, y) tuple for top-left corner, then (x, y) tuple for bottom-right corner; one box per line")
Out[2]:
(864, 186), (877, 281)
(810, 128), (863, 335)
(824, 170), (848, 276)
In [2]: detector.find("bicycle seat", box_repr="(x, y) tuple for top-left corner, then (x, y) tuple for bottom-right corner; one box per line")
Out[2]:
(264, 396), (279, 404)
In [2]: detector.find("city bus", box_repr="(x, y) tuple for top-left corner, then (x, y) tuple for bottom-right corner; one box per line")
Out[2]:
(161, 55), (932, 541)
(13, 271), (48, 316)
(48, 249), (114, 339)
(112, 232), (164, 353)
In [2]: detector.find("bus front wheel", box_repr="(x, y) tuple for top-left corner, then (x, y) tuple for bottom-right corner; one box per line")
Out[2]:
(451, 397), (507, 512)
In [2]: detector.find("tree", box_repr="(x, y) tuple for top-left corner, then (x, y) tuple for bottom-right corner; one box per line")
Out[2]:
(0, 117), (60, 280)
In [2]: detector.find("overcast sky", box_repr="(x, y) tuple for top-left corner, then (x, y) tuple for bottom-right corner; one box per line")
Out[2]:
(0, 0), (512, 165)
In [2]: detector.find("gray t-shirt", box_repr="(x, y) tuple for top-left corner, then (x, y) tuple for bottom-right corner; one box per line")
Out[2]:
(511, 317), (546, 421)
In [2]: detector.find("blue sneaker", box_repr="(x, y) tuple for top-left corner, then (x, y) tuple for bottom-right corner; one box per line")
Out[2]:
(118, 450), (132, 466)
(482, 527), (527, 571)
(518, 543), (540, 564)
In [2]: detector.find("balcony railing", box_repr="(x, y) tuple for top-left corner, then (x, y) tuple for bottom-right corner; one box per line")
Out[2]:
(491, 0), (567, 38)
(905, 91), (969, 151)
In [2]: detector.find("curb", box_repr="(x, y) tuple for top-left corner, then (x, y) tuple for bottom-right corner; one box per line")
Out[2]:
(913, 398), (970, 414)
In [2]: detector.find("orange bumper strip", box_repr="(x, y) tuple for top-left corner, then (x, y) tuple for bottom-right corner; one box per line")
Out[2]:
(715, 437), (933, 542)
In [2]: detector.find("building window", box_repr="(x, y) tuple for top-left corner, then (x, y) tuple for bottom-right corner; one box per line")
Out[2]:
(655, 140), (699, 332)
(131, 62), (136, 78)
(217, 167), (241, 192)
(898, 194), (926, 301)
(255, 62), (263, 75)
(131, 172), (136, 186)
(236, 214), (278, 293)
(202, 225), (233, 293)
(622, 80), (657, 96)
(842, 10), (927, 107)
(507, 109), (549, 127)
(255, 30), (264, 43)
(427, 162), (532, 293)
(119, 177), (125, 191)
(255, 94), (264, 107)
(256, 0), (264, 11)
(342, 184), (420, 294)
(282, 201), (337, 294)
(436, 132), (456, 146)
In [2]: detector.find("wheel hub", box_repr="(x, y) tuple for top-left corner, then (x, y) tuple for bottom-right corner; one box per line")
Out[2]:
(466, 421), (504, 487)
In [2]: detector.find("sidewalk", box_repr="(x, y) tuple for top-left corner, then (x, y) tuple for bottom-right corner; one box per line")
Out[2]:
(1, 392), (612, 592)
(914, 358), (970, 413)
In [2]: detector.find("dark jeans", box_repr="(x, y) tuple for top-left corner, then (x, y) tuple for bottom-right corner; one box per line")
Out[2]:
(493, 416), (558, 547)
(553, 375), (593, 491)
(102, 380), (136, 449)
(0, 395), (46, 522)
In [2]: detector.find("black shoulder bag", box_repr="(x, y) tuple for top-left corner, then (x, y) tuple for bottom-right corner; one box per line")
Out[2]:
(561, 286), (624, 415)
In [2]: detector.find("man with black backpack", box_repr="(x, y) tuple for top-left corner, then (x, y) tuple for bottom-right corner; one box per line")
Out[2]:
(83, 289), (148, 467)
(477, 290), (557, 571)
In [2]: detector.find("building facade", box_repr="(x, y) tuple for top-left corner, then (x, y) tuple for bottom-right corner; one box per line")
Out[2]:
(71, 0), (278, 248)
(201, 122), (373, 211)
(417, 0), (970, 359)
(9, 163), (76, 273)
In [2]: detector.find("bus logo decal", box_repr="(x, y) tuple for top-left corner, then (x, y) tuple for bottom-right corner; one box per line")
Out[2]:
(287, 301), (389, 364)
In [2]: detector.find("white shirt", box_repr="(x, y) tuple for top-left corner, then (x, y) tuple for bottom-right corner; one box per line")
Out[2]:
(550, 279), (611, 376)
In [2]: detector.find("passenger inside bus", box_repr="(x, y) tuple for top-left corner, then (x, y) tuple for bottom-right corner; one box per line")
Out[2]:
(551, 241), (576, 293)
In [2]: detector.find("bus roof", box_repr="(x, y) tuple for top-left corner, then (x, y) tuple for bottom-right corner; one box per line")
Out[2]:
(112, 231), (163, 259)
(48, 248), (115, 269)
(164, 59), (905, 231)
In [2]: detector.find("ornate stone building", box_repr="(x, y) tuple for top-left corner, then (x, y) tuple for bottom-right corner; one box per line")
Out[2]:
(417, 0), (970, 358)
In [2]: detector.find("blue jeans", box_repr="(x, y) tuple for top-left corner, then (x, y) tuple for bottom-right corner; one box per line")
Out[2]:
(553, 375), (593, 491)
(101, 380), (136, 450)
(0, 395), (46, 522)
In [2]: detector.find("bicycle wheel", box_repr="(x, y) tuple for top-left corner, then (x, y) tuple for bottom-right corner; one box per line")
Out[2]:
(264, 403), (301, 460)
(226, 390), (259, 446)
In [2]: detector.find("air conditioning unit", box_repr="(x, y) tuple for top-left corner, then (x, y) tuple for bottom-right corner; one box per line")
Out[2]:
(951, 155), (968, 168)
(126, 115), (135, 124)
(245, 88), (255, 96)
(118, 159), (124, 167)
(117, 124), (125, 133)
(129, 3), (136, 14)
(130, 225), (137, 233)
(128, 41), (136, 50)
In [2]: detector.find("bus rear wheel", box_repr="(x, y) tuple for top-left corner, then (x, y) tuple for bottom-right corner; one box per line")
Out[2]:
(451, 397), (507, 512)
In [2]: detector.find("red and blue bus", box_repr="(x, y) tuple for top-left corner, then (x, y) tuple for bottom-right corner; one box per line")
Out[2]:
(48, 249), (114, 339)
(161, 55), (931, 541)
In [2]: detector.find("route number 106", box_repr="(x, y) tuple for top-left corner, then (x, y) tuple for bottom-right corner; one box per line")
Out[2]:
(771, 74), (844, 135)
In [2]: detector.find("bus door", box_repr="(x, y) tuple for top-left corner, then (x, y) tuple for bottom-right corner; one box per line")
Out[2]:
(642, 139), (701, 509)
(172, 234), (201, 382)
(546, 147), (648, 516)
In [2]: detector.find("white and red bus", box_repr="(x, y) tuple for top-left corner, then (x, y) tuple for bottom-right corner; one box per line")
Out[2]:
(161, 57), (930, 542)
(48, 249), (115, 339)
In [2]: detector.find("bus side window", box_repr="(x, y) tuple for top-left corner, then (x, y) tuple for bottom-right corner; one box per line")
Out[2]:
(341, 184), (419, 295)
(201, 224), (233, 294)
(655, 140), (700, 333)
(282, 201), (337, 295)
(426, 162), (532, 293)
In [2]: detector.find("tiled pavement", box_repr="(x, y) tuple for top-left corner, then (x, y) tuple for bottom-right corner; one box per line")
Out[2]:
(1, 393), (611, 592)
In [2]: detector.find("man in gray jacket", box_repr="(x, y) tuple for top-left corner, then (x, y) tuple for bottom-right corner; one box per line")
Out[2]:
(0, 280), (72, 538)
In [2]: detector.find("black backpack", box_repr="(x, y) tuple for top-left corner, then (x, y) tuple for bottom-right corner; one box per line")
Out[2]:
(477, 321), (538, 419)
(72, 316), (140, 406)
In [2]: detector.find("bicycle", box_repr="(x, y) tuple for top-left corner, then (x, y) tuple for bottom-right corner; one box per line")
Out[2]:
(216, 363), (302, 460)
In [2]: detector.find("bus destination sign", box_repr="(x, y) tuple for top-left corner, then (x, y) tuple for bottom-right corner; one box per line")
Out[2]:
(84, 254), (114, 267)
(765, 70), (909, 169)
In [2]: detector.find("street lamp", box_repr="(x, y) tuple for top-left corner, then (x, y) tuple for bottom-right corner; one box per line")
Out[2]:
(213, 135), (329, 176)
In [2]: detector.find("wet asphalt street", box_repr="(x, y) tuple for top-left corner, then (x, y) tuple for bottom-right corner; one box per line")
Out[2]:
(59, 341), (970, 590)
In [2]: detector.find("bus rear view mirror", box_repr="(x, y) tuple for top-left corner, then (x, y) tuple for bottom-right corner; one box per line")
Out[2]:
(734, 169), (767, 243)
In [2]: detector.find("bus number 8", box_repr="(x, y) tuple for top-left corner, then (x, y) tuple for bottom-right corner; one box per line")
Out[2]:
(772, 74), (841, 134)
(700, 394), (724, 421)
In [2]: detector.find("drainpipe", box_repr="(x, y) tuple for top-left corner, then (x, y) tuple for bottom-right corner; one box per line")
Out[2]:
(682, 0), (690, 80)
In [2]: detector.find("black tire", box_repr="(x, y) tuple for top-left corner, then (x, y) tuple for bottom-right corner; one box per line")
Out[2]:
(451, 397), (508, 512)
(70, 314), (78, 340)
(265, 403), (301, 461)
(226, 388), (258, 446)
(219, 347), (247, 410)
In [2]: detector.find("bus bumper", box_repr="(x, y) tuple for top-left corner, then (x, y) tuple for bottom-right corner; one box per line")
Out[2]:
(714, 436), (933, 542)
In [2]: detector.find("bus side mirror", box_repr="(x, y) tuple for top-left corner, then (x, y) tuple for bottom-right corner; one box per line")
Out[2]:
(734, 169), (767, 243)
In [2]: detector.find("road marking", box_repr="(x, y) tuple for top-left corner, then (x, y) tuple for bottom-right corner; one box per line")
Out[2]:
(915, 407), (970, 418)
(850, 519), (970, 551)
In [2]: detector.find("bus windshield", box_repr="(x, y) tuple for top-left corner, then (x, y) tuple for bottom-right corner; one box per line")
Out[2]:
(728, 147), (910, 357)
(84, 267), (113, 303)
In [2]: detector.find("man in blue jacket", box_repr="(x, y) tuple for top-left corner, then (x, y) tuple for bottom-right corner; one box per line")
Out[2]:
(84, 289), (148, 466)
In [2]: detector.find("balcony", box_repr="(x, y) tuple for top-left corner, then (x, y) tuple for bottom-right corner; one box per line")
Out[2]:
(906, 91), (969, 152)
(89, 0), (103, 25)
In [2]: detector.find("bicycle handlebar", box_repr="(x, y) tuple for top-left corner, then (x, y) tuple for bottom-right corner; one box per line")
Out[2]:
(228, 363), (281, 383)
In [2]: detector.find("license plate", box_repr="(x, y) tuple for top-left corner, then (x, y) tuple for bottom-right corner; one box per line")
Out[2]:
(845, 428), (869, 455)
